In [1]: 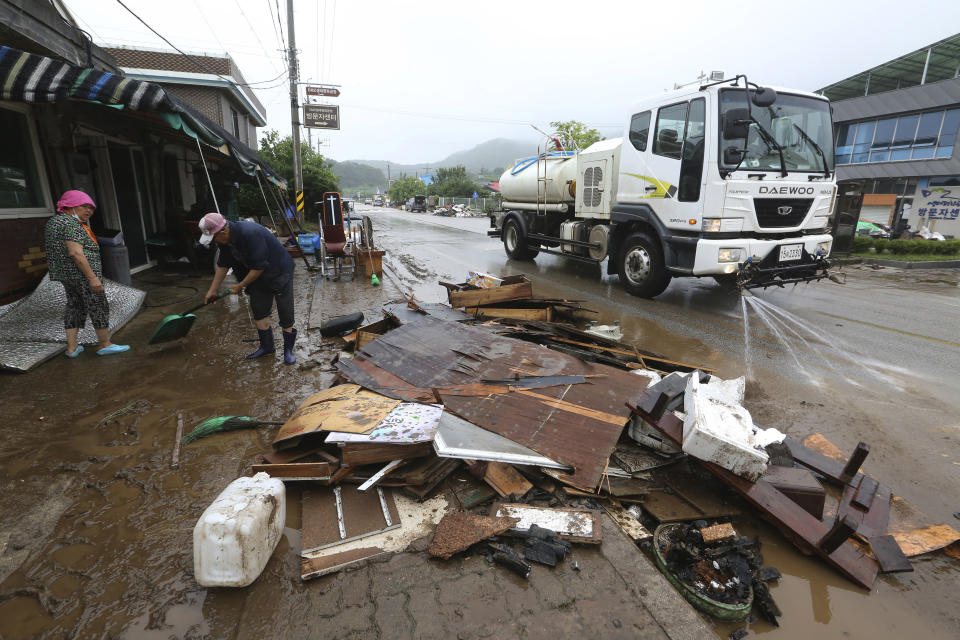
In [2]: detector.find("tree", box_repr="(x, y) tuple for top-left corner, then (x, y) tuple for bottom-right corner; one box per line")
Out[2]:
(549, 120), (604, 151)
(387, 176), (426, 204)
(427, 165), (485, 198)
(237, 129), (339, 219)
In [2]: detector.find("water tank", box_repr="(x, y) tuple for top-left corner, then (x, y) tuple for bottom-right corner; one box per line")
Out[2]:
(499, 152), (578, 205)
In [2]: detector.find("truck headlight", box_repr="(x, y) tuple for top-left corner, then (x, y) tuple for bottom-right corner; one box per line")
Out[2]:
(809, 216), (829, 230)
(702, 218), (722, 232)
(816, 240), (832, 256)
(718, 248), (743, 263)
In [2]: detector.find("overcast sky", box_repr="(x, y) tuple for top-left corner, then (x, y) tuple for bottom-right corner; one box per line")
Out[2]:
(65, 0), (960, 164)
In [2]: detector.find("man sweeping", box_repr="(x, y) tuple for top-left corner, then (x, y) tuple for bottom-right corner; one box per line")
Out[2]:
(200, 213), (297, 364)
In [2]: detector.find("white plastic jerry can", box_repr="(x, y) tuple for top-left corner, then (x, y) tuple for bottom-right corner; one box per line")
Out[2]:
(193, 472), (286, 587)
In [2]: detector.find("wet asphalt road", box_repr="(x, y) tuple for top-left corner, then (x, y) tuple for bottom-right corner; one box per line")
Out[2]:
(364, 204), (960, 639)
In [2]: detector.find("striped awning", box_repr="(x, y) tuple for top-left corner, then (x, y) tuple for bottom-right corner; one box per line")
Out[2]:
(0, 45), (286, 187)
(1, 45), (168, 110)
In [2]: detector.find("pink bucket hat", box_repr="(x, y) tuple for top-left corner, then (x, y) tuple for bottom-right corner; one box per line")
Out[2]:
(198, 212), (227, 246)
(56, 190), (96, 213)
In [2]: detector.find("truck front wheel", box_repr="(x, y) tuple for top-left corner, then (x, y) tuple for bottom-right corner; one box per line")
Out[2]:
(619, 232), (671, 297)
(503, 218), (539, 260)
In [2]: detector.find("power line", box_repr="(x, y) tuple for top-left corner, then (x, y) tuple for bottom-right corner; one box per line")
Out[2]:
(111, 0), (288, 88)
(327, 0), (337, 82)
(232, 0), (284, 77)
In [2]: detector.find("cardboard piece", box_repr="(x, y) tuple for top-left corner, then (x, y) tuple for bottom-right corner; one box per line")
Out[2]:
(274, 385), (401, 445)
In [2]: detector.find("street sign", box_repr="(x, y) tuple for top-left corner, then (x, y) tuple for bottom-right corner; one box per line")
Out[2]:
(306, 85), (340, 97)
(303, 104), (340, 130)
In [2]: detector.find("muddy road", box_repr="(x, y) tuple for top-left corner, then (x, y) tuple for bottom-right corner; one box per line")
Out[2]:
(0, 205), (957, 639)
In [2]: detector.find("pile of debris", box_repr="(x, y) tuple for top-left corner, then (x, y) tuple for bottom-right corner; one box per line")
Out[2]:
(189, 271), (960, 628)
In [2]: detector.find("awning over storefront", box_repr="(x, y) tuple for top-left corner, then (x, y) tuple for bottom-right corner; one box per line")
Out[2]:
(0, 45), (286, 187)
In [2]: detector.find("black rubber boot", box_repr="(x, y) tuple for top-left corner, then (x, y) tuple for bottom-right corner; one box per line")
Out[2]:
(247, 328), (275, 359)
(282, 328), (297, 365)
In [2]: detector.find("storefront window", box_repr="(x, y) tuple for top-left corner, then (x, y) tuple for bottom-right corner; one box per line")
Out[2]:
(0, 107), (45, 210)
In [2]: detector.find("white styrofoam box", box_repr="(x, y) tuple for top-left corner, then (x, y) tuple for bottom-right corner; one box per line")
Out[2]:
(193, 472), (286, 587)
(699, 375), (745, 406)
(682, 375), (768, 481)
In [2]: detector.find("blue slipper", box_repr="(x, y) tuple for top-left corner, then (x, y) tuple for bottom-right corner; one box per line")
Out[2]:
(97, 344), (130, 356)
(65, 345), (84, 358)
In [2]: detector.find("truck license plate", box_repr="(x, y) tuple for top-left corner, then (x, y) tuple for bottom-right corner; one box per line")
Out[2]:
(778, 244), (803, 262)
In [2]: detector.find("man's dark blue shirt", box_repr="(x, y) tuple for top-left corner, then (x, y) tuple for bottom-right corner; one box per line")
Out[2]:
(216, 221), (294, 291)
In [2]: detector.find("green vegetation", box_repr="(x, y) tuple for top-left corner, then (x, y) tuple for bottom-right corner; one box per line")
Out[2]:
(330, 161), (386, 190)
(237, 130), (339, 217)
(386, 165), (492, 205)
(387, 176), (425, 204)
(550, 120), (604, 150)
(852, 236), (960, 260)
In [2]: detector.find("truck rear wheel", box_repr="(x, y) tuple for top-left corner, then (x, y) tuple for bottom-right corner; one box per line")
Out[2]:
(503, 218), (539, 260)
(620, 232), (671, 298)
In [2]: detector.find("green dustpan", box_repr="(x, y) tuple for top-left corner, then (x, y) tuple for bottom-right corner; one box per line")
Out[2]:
(148, 290), (230, 345)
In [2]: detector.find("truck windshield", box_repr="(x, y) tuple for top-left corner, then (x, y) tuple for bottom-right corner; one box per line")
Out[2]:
(719, 89), (834, 174)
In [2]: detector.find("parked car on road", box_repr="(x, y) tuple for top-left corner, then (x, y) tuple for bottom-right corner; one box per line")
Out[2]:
(407, 194), (427, 213)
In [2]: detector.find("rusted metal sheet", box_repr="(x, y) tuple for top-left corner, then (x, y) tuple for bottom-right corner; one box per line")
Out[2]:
(344, 316), (643, 490)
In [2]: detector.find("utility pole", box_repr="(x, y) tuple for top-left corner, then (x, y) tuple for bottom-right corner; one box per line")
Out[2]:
(286, 0), (303, 195)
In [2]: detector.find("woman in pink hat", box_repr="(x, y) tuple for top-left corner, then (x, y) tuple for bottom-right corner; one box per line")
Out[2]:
(44, 190), (130, 357)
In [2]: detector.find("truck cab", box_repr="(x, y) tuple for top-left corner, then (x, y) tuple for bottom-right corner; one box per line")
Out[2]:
(491, 76), (836, 297)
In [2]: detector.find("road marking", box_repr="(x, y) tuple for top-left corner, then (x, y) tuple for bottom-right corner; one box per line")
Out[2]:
(819, 311), (960, 348)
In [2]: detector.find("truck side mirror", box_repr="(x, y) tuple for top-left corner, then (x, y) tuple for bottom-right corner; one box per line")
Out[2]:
(751, 87), (777, 107)
(723, 109), (750, 140)
(724, 147), (746, 165)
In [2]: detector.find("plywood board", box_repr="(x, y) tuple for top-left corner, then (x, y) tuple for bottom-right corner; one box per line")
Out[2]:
(483, 462), (533, 497)
(495, 503), (602, 544)
(301, 485), (401, 555)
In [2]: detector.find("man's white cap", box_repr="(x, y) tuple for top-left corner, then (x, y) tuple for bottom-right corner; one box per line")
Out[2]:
(198, 212), (227, 246)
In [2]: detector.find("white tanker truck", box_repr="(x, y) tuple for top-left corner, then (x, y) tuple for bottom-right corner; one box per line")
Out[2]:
(489, 75), (837, 297)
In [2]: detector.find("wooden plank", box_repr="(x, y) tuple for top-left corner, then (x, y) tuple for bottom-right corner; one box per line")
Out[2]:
(483, 462), (533, 498)
(853, 476), (879, 510)
(252, 462), (333, 480)
(302, 546), (387, 580)
(870, 535), (913, 573)
(447, 279), (533, 308)
(338, 442), (432, 465)
(857, 484), (892, 539)
(472, 307), (551, 322)
(841, 442), (870, 485)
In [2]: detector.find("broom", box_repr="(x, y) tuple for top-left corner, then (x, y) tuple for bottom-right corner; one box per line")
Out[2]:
(181, 416), (284, 444)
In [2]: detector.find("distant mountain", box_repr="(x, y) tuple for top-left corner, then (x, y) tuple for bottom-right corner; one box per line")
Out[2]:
(329, 160), (386, 189)
(342, 138), (536, 178)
